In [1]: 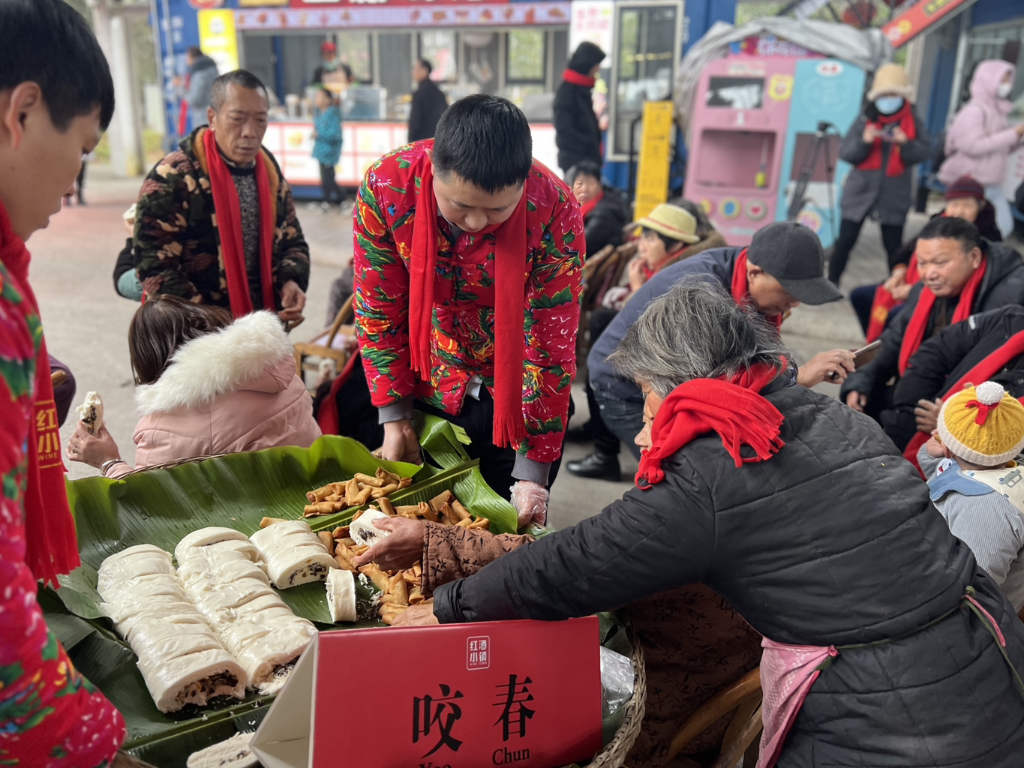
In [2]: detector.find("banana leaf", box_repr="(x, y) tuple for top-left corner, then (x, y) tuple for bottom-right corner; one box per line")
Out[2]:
(43, 436), (516, 761)
(415, 411), (472, 470)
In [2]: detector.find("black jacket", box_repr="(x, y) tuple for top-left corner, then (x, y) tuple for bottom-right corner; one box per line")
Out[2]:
(841, 240), (1024, 405)
(434, 382), (1024, 765)
(589, 247), (738, 402)
(584, 186), (629, 255)
(408, 79), (448, 143)
(553, 42), (605, 173)
(885, 305), (1024, 449)
(113, 237), (134, 294)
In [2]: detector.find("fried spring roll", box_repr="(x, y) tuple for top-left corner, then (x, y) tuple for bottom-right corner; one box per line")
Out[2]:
(340, 537), (356, 547)
(468, 518), (491, 530)
(317, 531), (335, 551)
(451, 500), (471, 522)
(371, 483), (398, 499)
(304, 501), (341, 517)
(377, 467), (402, 484)
(455, 517), (473, 529)
(334, 554), (357, 572)
(390, 580), (409, 605)
(395, 505), (420, 516)
(409, 586), (425, 604)
(350, 509), (364, 522)
(377, 498), (396, 517)
(402, 570), (419, 585)
(353, 473), (385, 488)
(335, 541), (357, 565)
(308, 485), (333, 503)
(430, 490), (455, 509)
(398, 476), (413, 489)
(353, 544), (370, 557)
(352, 486), (374, 507)
(325, 493), (343, 503)
(418, 501), (440, 523)
(332, 526), (349, 539)
(344, 478), (360, 506)
(412, 562), (422, 578)
(359, 563), (391, 592)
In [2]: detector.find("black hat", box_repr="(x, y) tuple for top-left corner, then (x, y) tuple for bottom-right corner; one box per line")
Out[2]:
(568, 42), (606, 76)
(748, 222), (842, 305)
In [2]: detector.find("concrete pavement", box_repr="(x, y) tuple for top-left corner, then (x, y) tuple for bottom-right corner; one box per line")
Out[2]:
(29, 169), (933, 530)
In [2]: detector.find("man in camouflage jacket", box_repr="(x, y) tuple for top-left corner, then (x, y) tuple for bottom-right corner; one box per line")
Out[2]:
(134, 125), (310, 313)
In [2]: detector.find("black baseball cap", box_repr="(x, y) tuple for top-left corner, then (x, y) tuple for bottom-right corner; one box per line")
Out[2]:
(748, 222), (842, 305)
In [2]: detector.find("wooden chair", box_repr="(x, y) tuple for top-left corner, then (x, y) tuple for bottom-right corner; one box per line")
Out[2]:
(664, 667), (763, 768)
(292, 294), (355, 385)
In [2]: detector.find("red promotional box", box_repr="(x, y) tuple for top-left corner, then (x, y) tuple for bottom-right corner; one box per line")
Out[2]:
(252, 617), (603, 768)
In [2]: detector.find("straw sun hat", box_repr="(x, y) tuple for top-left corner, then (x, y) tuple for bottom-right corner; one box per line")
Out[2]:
(636, 204), (700, 244)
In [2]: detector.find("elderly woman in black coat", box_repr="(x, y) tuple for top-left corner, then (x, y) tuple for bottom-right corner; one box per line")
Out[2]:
(395, 278), (1024, 767)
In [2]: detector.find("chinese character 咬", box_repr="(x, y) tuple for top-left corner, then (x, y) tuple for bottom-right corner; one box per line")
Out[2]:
(494, 674), (535, 740)
(413, 684), (465, 757)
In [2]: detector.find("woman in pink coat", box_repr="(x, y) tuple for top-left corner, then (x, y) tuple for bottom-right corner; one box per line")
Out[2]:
(67, 296), (321, 477)
(939, 60), (1024, 238)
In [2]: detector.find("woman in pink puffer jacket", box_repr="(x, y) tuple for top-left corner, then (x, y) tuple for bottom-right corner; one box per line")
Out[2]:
(67, 295), (321, 477)
(938, 59), (1024, 238)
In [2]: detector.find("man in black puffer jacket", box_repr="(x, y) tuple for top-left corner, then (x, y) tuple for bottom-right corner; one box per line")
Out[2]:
(395, 280), (1024, 767)
(885, 304), (1024, 450)
(554, 42), (605, 175)
(841, 217), (1024, 421)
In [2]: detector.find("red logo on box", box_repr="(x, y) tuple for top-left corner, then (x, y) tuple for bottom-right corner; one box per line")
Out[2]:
(468, 636), (491, 670)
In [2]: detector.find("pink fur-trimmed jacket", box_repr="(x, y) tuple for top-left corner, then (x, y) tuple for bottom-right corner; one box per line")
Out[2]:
(107, 311), (320, 478)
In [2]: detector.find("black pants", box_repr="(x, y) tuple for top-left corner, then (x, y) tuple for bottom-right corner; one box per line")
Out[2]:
(592, 387), (644, 461)
(583, 308), (623, 457)
(319, 162), (343, 205)
(418, 389), (572, 500)
(828, 217), (904, 286)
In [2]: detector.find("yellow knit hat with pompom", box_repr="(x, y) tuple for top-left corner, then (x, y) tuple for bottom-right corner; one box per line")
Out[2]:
(937, 381), (1024, 467)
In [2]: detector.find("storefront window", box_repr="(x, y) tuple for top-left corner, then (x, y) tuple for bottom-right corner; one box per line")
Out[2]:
(420, 31), (458, 83)
(609, 1), (683, 159)
(507, 29), (546, 83)
(337, 31), (372, 83)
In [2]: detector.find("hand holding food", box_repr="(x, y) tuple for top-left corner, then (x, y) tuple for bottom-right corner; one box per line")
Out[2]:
(77, 391), (104, 435)
(352, 516), (425, 571)
(67, 423), (120, 469)
(511, 480), (549, 527)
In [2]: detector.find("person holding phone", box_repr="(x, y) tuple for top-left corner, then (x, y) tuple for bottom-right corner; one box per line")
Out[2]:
(828, 64), (930, 286)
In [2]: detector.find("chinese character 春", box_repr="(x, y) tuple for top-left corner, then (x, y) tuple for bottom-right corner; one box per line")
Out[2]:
(494, 674), (535, 740)
(413, 684), (465, 757)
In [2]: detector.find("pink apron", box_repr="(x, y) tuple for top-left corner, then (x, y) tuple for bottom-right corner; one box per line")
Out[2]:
(756, 589), (1018, 768)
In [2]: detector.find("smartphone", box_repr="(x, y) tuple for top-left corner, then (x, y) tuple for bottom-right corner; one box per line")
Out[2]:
(825, 340), (883, 382)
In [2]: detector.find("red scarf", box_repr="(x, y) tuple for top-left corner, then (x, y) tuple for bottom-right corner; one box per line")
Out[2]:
(898, 257), (987, 375)
(731, 248), (783, 331)
(857, 102), (917, 178)
(636, 363), (785, 488)
(580, 190), (603, 219)
(0, 202), (80, 586)
(562, 69), (596, 87)
(866, 253), (921, 343)
(409, 157), (529, 448)
(903, 328), (1024, 473)
(202, 128), (276, 318)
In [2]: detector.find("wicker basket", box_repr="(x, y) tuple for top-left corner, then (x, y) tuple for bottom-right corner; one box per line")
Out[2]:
(119, 453), (229, 478)
(589, 623), (647, 767)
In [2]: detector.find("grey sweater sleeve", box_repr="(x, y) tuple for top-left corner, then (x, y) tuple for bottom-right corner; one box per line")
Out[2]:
(937, 490), (1024, 587)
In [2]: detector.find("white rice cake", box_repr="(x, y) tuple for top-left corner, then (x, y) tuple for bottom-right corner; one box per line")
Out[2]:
(349, 509), (392, 548)
(249, 521), (336, 589)
(136, 646), (247, 713)
(325, 569), (357, 623)
(187, 732), (258, 768)
(175, 527), (251, 566)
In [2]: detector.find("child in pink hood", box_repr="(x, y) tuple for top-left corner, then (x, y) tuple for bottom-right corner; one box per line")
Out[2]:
(939, 60), (1024, 238)
(67, 296), (321, 477)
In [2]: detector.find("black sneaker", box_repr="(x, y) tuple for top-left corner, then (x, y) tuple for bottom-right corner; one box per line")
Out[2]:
(564, 422), (594, 443)
(566, 451), (620, 481)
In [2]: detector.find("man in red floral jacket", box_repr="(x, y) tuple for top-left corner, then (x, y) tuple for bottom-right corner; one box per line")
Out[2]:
(354, 95), (585, 525)
(0, 1), (126, 765)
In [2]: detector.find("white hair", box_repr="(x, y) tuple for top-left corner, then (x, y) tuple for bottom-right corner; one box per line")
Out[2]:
(608, 277), (789, 398)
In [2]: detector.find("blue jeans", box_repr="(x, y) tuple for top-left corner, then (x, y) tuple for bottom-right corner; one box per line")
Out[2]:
(592, 385), (645, 461)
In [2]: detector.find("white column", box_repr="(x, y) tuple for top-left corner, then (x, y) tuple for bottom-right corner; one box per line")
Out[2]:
(88, 0), (145, 177)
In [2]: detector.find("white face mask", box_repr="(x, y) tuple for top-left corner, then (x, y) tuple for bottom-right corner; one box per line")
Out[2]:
(998, 82), (1013, 99)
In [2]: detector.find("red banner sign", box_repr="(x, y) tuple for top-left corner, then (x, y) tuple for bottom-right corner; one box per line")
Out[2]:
(252, 617), (603, 768)
(882, 0), (974, 49)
